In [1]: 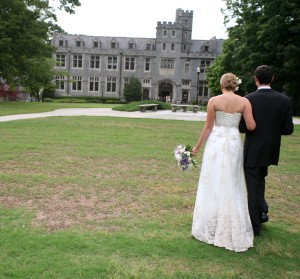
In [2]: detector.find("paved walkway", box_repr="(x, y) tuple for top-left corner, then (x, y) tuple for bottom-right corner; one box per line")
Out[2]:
(0, 108), (207, 122)
(0, 108), (299, 124)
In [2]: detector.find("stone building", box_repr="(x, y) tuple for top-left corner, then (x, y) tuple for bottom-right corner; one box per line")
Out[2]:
(51, 8), (223, 103)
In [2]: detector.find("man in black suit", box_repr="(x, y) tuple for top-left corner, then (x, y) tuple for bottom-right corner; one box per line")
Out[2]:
(239, 65), (294, 236)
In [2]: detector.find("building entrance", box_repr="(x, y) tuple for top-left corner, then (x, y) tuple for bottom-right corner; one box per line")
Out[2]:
(158, 81), (173, 102)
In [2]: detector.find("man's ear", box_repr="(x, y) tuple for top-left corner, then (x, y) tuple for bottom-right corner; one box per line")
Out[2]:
(271, 75), (274, 82)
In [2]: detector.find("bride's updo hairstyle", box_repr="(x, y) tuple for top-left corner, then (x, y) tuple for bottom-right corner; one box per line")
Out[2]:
(220, 73), (239, 91)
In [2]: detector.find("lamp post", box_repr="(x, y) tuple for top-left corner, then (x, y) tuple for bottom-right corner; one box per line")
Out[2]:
(196, 67), (200, 105)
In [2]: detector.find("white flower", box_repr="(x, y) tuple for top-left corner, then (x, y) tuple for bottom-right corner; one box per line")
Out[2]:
(174, 153), (182, 162)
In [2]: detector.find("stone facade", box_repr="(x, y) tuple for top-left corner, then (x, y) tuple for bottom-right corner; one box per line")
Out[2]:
(51, 8), (223, 104)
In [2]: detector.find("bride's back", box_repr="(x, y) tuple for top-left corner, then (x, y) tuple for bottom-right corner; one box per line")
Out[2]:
(213, 93), (246, 114)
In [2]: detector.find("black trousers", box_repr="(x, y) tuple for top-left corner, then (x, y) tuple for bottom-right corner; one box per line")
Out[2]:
(244, 166), (269, 235)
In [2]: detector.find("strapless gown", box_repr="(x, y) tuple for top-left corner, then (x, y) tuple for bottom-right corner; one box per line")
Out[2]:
(191, 111), (253, 252)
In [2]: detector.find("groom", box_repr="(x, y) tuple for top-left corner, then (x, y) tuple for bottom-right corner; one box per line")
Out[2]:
(239, 65), (294, 236)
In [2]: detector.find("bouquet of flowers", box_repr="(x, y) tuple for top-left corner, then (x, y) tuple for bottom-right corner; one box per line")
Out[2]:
(173, 144), (199, 171)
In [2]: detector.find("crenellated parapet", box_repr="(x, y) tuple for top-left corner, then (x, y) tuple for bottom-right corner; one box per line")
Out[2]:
(175, 8), (193, 19)
(156, 21), (184, 29)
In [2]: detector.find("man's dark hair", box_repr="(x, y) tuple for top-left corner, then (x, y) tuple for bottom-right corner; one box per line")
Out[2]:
(254, 65), (273, 84)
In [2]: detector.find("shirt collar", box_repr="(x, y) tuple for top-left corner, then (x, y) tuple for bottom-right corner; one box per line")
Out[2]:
(258, 86), (271, 90)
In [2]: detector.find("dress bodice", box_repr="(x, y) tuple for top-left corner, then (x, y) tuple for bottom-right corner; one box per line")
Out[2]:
(215, 111), (242, 128)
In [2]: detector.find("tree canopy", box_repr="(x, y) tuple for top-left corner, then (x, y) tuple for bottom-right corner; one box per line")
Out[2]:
(0, 0), (80, 88)
(207, 0), (300, 114)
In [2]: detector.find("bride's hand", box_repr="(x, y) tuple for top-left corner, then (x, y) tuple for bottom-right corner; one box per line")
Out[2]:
(192, 147), (198, 156)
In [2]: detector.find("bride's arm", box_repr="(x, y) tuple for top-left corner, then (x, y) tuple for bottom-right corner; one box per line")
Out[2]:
(192, 98), (216, 156)
(242, 98), (256, 131)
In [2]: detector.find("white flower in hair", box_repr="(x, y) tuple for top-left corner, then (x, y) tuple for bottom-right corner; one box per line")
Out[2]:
(235, 77), (242, 90)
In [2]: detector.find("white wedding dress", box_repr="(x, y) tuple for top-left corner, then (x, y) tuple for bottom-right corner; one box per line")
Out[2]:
(192, 111), (253, 252)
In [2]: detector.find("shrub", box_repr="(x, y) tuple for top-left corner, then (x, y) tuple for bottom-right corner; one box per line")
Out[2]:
(123, 78), (142, 102)
(43, 98), (53, 102)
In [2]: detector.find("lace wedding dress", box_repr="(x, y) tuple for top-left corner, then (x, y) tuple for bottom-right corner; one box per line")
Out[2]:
(192, 111), (253, 252)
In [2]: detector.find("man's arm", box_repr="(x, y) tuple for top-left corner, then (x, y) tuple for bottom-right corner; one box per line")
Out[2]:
(239, 116), (248, 133)
(282, 99), (294, 135)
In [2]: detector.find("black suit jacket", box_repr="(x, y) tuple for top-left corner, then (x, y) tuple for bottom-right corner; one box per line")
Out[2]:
(239, 89), (294, 167)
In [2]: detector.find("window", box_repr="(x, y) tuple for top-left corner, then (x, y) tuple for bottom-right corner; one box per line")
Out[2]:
(73, 55), (83, 68)
(199, 81), (208, 97)
(172, 30), (176, 37)
(76, 40), (81, 47)
(72, 76), (82, 91)
(128, 43), (134, 49)
(204, 45), (209, 52)
(143, 78), (151, 84)
(125, 57), (135, 71)
(146, 44), (151, 50)
(144, 58), (150, 72)
(124, 78), (131, 85)
(182, 80), (190, 86)
(200, 60), (211, 73)
(89, 77), (100, 92)
(162, 43), (166, 51)
(184, 32), (187, 38)
(93, 41), (99, 48)
(55, 76), (65, 90)
(171, 43), (175, 51)
(184, 60), (190, 73)
(90, 55), (100, 69)
(163, 30), (167, 37)
(59, 40), (64, 47)
(160, 59), (174, 69)
(56, 54), (65, 67)
(183, 44), (187, 51)
(111, 42), (116, 49)
(107, 56), (117, 70)
(106, 77), (117, 92)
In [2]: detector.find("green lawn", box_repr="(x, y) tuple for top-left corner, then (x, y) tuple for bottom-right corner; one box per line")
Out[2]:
(0, 105), (299, 278)
(0, 101), (119, 116)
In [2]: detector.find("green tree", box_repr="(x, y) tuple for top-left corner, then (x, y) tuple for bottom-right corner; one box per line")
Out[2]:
(25, 57), (67, 101)
(124, 78), (142, 103)
(0, 0), (80, 87)
(207, 0), (300, 114)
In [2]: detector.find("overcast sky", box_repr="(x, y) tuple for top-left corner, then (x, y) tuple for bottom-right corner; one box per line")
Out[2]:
(54, 0), (228, 40)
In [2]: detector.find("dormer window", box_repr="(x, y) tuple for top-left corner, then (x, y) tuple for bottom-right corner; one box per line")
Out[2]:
(93, 41), (99, 48)
(111, 42), (116, 49)
(204, 46), (209, 52)
(76, 40), (81, 47)
(128, 43), (134, 49)
(59, 40), (64, 47)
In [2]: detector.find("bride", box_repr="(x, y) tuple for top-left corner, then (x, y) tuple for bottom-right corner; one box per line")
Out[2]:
(191, 73), (256, 252)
